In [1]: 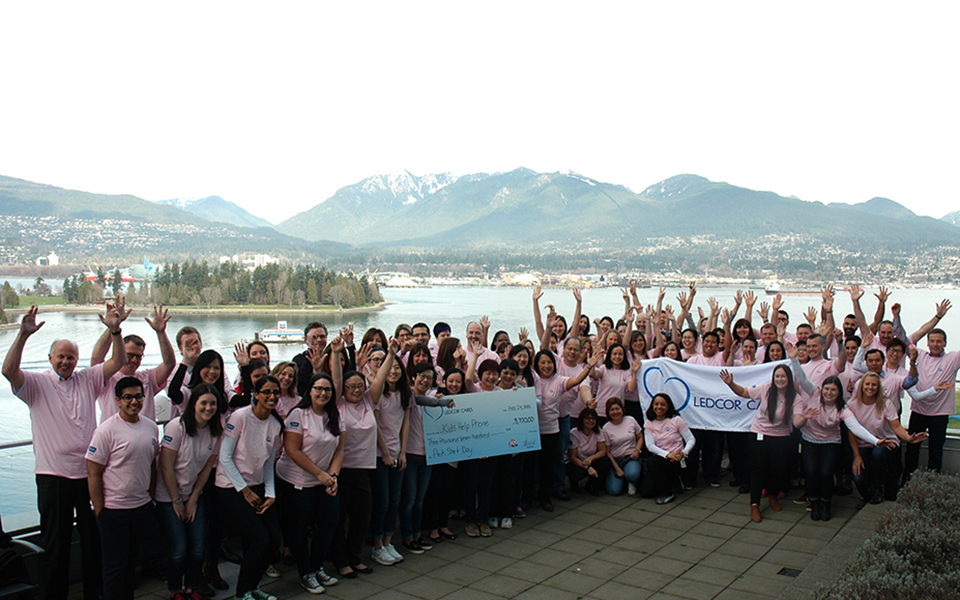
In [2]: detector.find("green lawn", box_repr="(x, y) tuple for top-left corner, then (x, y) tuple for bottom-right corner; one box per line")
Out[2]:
(17, 296), (66, 306)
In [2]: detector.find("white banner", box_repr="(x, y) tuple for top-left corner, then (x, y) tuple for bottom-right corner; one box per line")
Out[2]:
(637, 358), (790, 432)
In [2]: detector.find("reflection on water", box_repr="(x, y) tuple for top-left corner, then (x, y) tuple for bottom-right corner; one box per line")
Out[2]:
(0, 286), (956, 526)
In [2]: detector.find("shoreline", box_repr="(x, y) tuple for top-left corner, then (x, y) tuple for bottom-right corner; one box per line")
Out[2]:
(3, 300), (394, 318)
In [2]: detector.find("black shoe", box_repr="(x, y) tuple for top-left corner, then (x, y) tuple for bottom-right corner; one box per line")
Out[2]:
(870, 490), (885, 505)
(821, 500), (832, 521)
(204, 560), (228, 591)
(553, 490), (571, 501)
(738, 484), (750, 494)
(810, 500), (822, 521)
(729, 480), (741, 487)
(416, 536), (434, 550)
(220, 545), (242, 564)
(539, 501), (554, 512)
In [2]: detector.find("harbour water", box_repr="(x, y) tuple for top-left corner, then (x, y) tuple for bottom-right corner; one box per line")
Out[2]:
(0, 285), (956, 529)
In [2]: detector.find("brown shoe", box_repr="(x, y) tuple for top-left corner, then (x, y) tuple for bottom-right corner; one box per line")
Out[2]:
(768, 496), (781, 511)
(750, 504), (762, 522)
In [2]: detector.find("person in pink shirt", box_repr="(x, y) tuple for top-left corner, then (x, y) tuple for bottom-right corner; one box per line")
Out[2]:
(276, 368), (343, 594)
(91, 303), (176, 424)
(465, 320), (499, 366)
(847, 372), (926, 506)
(156, 382), (222, 600)
(601, 398), (644, 496)
(644, 394), (695, 505)
(269, 361), (300, 419)
(86, 376), (160, 600)
(590, 343), (638, 420)
(720, 362), (803, 523)
(685, 332), (726, 489)
(567, 408), (607, 496)
(3, 304), (127, 600)
(903, 300), (957, 480)
(216, 375), (285, 600)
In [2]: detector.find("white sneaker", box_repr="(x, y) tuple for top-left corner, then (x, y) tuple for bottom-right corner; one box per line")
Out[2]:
(499, 517), (513, 529)
(371, 546), (396, 566)
(384, 543), (404, 563)
(315, 568), (338, 587)
(301, 572), (325, 594)
(488, 517), (499, 529)
(627, 482), (637, 496)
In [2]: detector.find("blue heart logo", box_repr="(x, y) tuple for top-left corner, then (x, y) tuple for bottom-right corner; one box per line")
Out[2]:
(642, 364), (692, 412)
(422, 406), (444, 422)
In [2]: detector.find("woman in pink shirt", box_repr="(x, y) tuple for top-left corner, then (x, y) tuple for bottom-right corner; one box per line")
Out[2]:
(421, 369), (469, 544)
(269, 361), (300, 419)
(567, 408), (607, 496)
(216, 375), (284, 600)
(276, 368), (343, 594)
(720, 364), (801, 523)
(644, 393), (695, 505)
(156, 382), (222, 600)
(590, 344), (638, 421)
(846, 372), (926, 506)
(601, 397), (644, 496)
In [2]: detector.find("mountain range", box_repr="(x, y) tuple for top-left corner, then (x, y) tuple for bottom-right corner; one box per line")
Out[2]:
(157, 196), (272, 229)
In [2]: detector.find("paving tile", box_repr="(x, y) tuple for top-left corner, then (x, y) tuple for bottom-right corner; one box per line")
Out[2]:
(572, 556), (631, 579)
(713, 589), (778, 600)
(774, 535), (830, 555)
(787, 524), (840, 541)
(634, 555), (694, 577)
(611, 568), (676, 591)
(749, 517), (795, 534)
(665, 504), (714, 522)
(363, 590), (422, 600)
(704, 511), (754, 527)
(512, 585), (582, 600)
(394, 575), (464, 600)
(507, 529), (566, 548)
(438, 588), (504, 600)
(546, 538), (607, 557)
(728, 528), (783, 547)
(395, 553), (453, 575)
(633, 525), (684, 543)
(323, 578), (387, 600)
(714, 539), (772, 561)
(674, 531), (727, 551)
(753, 548), (817, 571)
(429, 562), (489, 586)
(680, 564), (741, 587)
(688, 521), (742, 540)
(615, 507), (661, 525)
(541, 569), (607, 594)
(497, 560), (566, 583)
(525, 548), (583, 569)
(574, 526), (629, 545)
(697, 551), (756, 574)
(531, 518), (586, 536)
(659, 576), (726, 600)
(727, 573), (793, 596)
(465, 550), (518, 572)
(467, 573), (534, 598)
(483, 539), (543, 560)
(588, 581), (656, 600)
(653, 542), (712, 563)
(591, 546), (647, 567)
(611, 534), (666, 554)
(649, 515), (700, 533)
(577, 501), (627, 517)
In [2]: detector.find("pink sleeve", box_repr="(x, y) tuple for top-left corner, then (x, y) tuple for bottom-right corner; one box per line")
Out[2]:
(85, 427), (109, 466)
(223, 412), (243, 440)
(162, 420), (183, 452)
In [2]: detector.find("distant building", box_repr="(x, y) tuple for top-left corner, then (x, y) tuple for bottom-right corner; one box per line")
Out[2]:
(35, 252), (59, 266)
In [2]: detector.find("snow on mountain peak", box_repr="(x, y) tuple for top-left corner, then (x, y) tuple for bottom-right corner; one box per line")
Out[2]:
(358, 171), (457, 203)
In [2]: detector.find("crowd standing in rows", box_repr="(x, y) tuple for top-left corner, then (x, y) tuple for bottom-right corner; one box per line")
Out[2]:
(3, 281), (958, 599)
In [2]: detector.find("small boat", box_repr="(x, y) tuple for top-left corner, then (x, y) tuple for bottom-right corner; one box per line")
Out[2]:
(257, 321), (304, 343)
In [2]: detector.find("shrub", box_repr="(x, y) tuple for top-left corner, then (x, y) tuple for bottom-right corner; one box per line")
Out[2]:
(815, 469), (960, 599)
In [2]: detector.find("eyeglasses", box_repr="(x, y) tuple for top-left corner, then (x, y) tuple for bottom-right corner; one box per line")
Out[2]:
(369, 356), (384, 363)
(127, 353), (144, 360)
(258, 389), (281, 397)
(313, 385), (334, 394)
(120, 394), (144, 402)
(344, 383), (365, 391)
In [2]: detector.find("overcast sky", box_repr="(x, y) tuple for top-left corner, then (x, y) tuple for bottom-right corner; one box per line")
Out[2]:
(1, 2), (957, 224)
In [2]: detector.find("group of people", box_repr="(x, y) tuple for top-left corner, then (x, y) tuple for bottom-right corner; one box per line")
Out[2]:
(3, 282), (957, 600)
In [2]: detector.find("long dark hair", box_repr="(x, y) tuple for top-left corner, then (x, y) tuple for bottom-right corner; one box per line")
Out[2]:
(295, 372), (341, 436)
(253, 375), (285, 429)
(407, 343), (434, 371)
(732, 318), (756, 344)
(181, 382), (224, 437)
(763, 341), (786, 363)
(576, 408), (599, 433)
(188, 350), (227, 413)
(436, 337), (462, 374)
(533, 349), (557, 379)
(604, 343), (629, 370)
(820, 375), (845, 411)
(385, 356), (412, 409)
(767, 365), (797, 424)
(440, 368), (469, 395)
(509, 344), (535, 386)
(645, 393), (679, 422)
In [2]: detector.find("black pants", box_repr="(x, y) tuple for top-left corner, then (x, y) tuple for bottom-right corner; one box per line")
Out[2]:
(646, 455), (683, 497)
(749, 435), (792, 505)
(422, 463), (456, 532)
(800, 439), (839, 501)
(217, 484), (281, 594)
(36, 474), (102, 600)
(96, 502), (152, 600)
(685, 429), (723, 486)
(276, 478), (339, 578)
(725, 432), (751, 486)
(566, 461), (608, 492)
(330, 468), (372, 570)
(491, 455), (517, 519)
(461, 458), (497, 522)
(904, 413), (949, 478)
(538, 433), (561, 503)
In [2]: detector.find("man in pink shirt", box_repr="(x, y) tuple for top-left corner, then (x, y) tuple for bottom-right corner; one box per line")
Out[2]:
(904, 300), (957, 479)
(465, 321), (499, 365)
(86, 376), (159, 600)
(2, 304), (127, 600)
(685, 332), (725, 488)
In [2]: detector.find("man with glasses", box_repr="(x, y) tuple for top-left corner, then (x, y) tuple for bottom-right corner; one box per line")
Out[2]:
(86, 377), (159, 600)
(294, 322), (357, 396)
(2, 303), (127, 600)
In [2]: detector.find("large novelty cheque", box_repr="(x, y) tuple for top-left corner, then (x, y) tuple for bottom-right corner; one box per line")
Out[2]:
(638, 358), (790, 432)
(422, 387), (541, 465)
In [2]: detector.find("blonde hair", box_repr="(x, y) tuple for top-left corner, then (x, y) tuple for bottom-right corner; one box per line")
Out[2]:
(853, 372), (889, 416)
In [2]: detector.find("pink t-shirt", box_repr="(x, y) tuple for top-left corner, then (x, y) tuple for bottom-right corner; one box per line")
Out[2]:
(276, 407), (342, 488)
(406, 389), (439, 457)
(466, 346), (499, 367)
(687, 352), (725, 367)
(591, 366), (633, 417)
(338, 390), (378, 469)
(846, 398), (899, 448)
(839, 361), (860, 401)
(375, 390), (407, 460)
(556, 360), (587, 418)
(85, 414), (159, 509)
(156, 416), (218, 503)
(795, 397), (854, 443)
(98, 367), (163, 424)
(277, 393), (300, 419)
(801, 358), (840, 391)
(534, 373), (569, 435)
(568, 428), (601, 460)
(645, 416), (689, 454)
(215, 406), (282, 489)
(747, 383), (796, 437)
(16, 365), (106, 479)
(914, 349), (960, 416)
(601, 416), (642, 458)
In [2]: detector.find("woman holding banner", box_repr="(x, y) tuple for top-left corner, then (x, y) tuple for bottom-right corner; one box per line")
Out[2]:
(644, 393), (695, 505)
(719, 363), (804, 523)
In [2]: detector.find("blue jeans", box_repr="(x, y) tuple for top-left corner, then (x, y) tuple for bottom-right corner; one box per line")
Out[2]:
(606, 457), (641, 496)
(800, 439), (839, 501)
(156, 499), (207, 591)
(853, 444), (898, 500)
(372, 456), (404, 539)
(400, 455), (432, 541)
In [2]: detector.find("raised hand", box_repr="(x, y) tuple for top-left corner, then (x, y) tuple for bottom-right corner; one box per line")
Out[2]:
(804, 307), (818, 325)
(875, 286), (890, 304)
(721, 308), (731, 326)
(707, 297), (719, 315)
(388, 336), (401, 355)
(113, 295), (133, 323)
(233, 342), (249, 367)
(677, 290), (688, 309)
(621, 288), (630, 303)
(758, 301), (770, 321)
(802, 406), (819, 420)
(588, 347), (604, 367)
(99, 304), (122, 332)
(849, 284), (863, 302)
(772, 293), (783, 314)
(469, 339), (483, 355)
(657, 286), (666, 303)
(479, 315), (491, 330)
(822, 292), (835, 313)
(355, 342), (373, 372)
(145, 304), (170, 332)
(784, 341), (798, 359)
(340, 325), (354, 347)
(630, 280), (638, 295)
(719, 369), (733, 386)
(330, 336), (345, 354)
(572, 288), (581, 303)
(891, 303), (901, 318)
(19, 305), (45, 336)
(744, 290), (757, 307)
(518, 327), (529, 341)
(734, 289), (743, 305)
(936, 299), (952, 319)
(821, 284), (835, 302)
